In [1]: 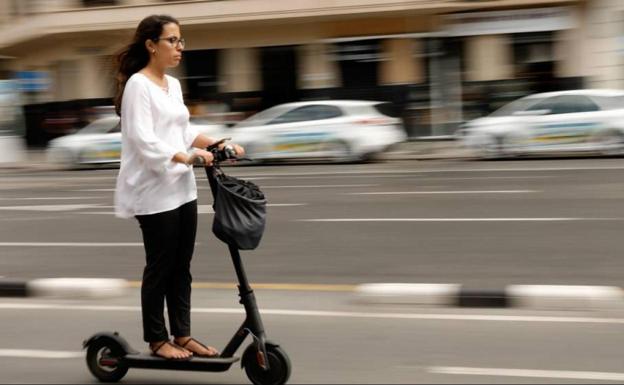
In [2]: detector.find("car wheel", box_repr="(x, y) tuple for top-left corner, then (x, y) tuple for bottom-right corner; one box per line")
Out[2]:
(481, 135), (509, 160)
(322, 140), (354, 163)
(596, 130), (624, 156)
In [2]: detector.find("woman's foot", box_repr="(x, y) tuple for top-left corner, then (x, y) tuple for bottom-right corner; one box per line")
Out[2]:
(174, 337), (220, 358)
(150, 340), (192, 360)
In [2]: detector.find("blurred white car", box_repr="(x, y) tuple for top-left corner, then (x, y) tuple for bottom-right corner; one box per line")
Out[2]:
(47, 115), (225, 168)
(228, 100), (407, 163)
(459, 89), (624, 159)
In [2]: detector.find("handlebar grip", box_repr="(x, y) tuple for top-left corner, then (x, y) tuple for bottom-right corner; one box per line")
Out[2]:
(223, 145), (236, 159)
(192, 156), (206, 166)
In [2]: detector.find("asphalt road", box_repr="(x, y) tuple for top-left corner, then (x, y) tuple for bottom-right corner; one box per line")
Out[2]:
(1, 158), (624, 287)
(2, 158), (624, 383)
(0, 291), (624, 383)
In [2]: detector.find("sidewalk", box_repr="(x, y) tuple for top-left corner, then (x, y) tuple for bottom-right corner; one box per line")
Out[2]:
(0, 148), (56, 172)
(0, 140), (473, 171)
(380, 139), (474, 161)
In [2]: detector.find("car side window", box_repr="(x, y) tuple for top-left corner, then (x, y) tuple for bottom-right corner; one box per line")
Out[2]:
(549, 95), (600, 114)
(269, 105), (342, 124)
(526, 95), (600, 115)
(526, 97), (558, 113)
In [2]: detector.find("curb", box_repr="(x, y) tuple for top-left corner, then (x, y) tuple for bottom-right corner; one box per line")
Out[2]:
(0, 278), (129, 299)
(355, 283), (624, 309)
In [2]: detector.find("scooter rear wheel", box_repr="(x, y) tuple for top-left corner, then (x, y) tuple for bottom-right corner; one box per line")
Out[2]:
(242, 343), (291, 385)
(86, 339), (128, 382)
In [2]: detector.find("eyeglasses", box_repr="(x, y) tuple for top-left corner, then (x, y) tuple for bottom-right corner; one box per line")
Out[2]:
(155, 36), (185, 49)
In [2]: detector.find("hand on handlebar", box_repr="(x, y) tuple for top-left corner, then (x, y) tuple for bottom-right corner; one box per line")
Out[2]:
(187, 149), (214, 166)
(224, 144), (245, 158)
(206, 138), (246, 163)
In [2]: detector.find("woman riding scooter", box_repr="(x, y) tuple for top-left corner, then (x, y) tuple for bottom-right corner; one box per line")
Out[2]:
(112, 14), (244, 360)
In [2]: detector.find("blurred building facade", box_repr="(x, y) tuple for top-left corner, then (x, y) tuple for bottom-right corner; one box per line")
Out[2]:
(0, 0), (622, 144)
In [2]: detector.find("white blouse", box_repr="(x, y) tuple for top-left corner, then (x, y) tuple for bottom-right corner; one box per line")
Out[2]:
(114, 73), (200, 218)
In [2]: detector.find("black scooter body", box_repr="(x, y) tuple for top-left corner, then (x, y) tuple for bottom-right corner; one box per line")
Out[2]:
(83, 332), (239, 373)
(84, 148), (291, 385)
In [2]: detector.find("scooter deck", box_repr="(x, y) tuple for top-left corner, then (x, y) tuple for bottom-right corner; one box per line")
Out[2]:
(122, 352), (240, 372)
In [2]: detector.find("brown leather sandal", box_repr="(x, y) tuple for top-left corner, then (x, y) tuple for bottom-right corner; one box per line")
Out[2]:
(176, 337), (220, 358)
(150, 341), (191, 361)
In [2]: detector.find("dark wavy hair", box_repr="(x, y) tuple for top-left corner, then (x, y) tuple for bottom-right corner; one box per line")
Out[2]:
(113, 14), (179, 116)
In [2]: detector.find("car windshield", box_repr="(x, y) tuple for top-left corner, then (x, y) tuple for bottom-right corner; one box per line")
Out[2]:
(234, 105), (292, 128)
(489, 97), (541, 117)
(78, 117), (119, 135)
(590, 95), (624, 110)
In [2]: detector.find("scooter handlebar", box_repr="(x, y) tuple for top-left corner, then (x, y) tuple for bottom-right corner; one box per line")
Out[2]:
(206, 138), (250, 165)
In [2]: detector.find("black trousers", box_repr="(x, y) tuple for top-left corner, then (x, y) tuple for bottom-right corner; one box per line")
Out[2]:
(135, 200), (197, 343)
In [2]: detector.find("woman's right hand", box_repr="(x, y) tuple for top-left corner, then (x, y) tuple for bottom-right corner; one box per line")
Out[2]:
(187, 149), (214, 166)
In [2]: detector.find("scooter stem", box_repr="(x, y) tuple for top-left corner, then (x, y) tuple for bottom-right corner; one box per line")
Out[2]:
(219, 244), (269, 369)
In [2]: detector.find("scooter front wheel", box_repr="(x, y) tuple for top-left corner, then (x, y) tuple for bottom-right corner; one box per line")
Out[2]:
(86, 339), (128, 382)
(242, 343), (291, 385)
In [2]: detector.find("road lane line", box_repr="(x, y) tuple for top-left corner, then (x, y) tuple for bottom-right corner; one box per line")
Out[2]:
(0, 204), (102, 212)
(2, 303), (624, 324)
(0, 216), (66, 221)
(199, 184), (377, 190)
(78, 203), (306, 215)
(218, 165), (624, 178)
(229, 175), (555, 180)
(260, 184), (377, 189)
(0, 242), (143, 247)
(428, 366), (624, 382)
(347, 190), (537, 195)
(418, 176), (553, 180)
(297, 218), (624, 222)
(267, 203), (307, 207)
(0, 349), (84, 359)
(0, 197), (103, 200)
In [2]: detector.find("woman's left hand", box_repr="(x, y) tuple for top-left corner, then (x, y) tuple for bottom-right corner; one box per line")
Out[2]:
(231, 144), (245, 157)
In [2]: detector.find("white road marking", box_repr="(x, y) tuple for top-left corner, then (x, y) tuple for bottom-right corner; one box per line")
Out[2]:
(79, 203), (306, 215)
(197, 184), (375, 190)
(268, 203), (307, 207)
(0, 196), (103, 200)
(232, 174), (554, 180)
(225, 165), (624, 178)
(0, 349), (84, 359)
(297, 218), (623, 222)
(347, 190), (537, 195)
(0, 204), (101, 212)
(2, 303), (624, 324)
(198, 205), (213, 214)
(420, 175), (554, 180)
(260, 184), (377, 189)
(428, 366), (624, 382)
(0, 242), (143, 247)
(3, 176), (115, 182)
(0, 216), (65, 221)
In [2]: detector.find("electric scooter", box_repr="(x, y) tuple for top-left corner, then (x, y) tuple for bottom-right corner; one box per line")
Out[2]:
(83, 143), (291, 385)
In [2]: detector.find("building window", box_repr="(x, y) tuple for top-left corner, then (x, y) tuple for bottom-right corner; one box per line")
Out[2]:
(183, 49), (219, 101)
(82, 0), (117, 7)
(332, 40), (381, 88)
